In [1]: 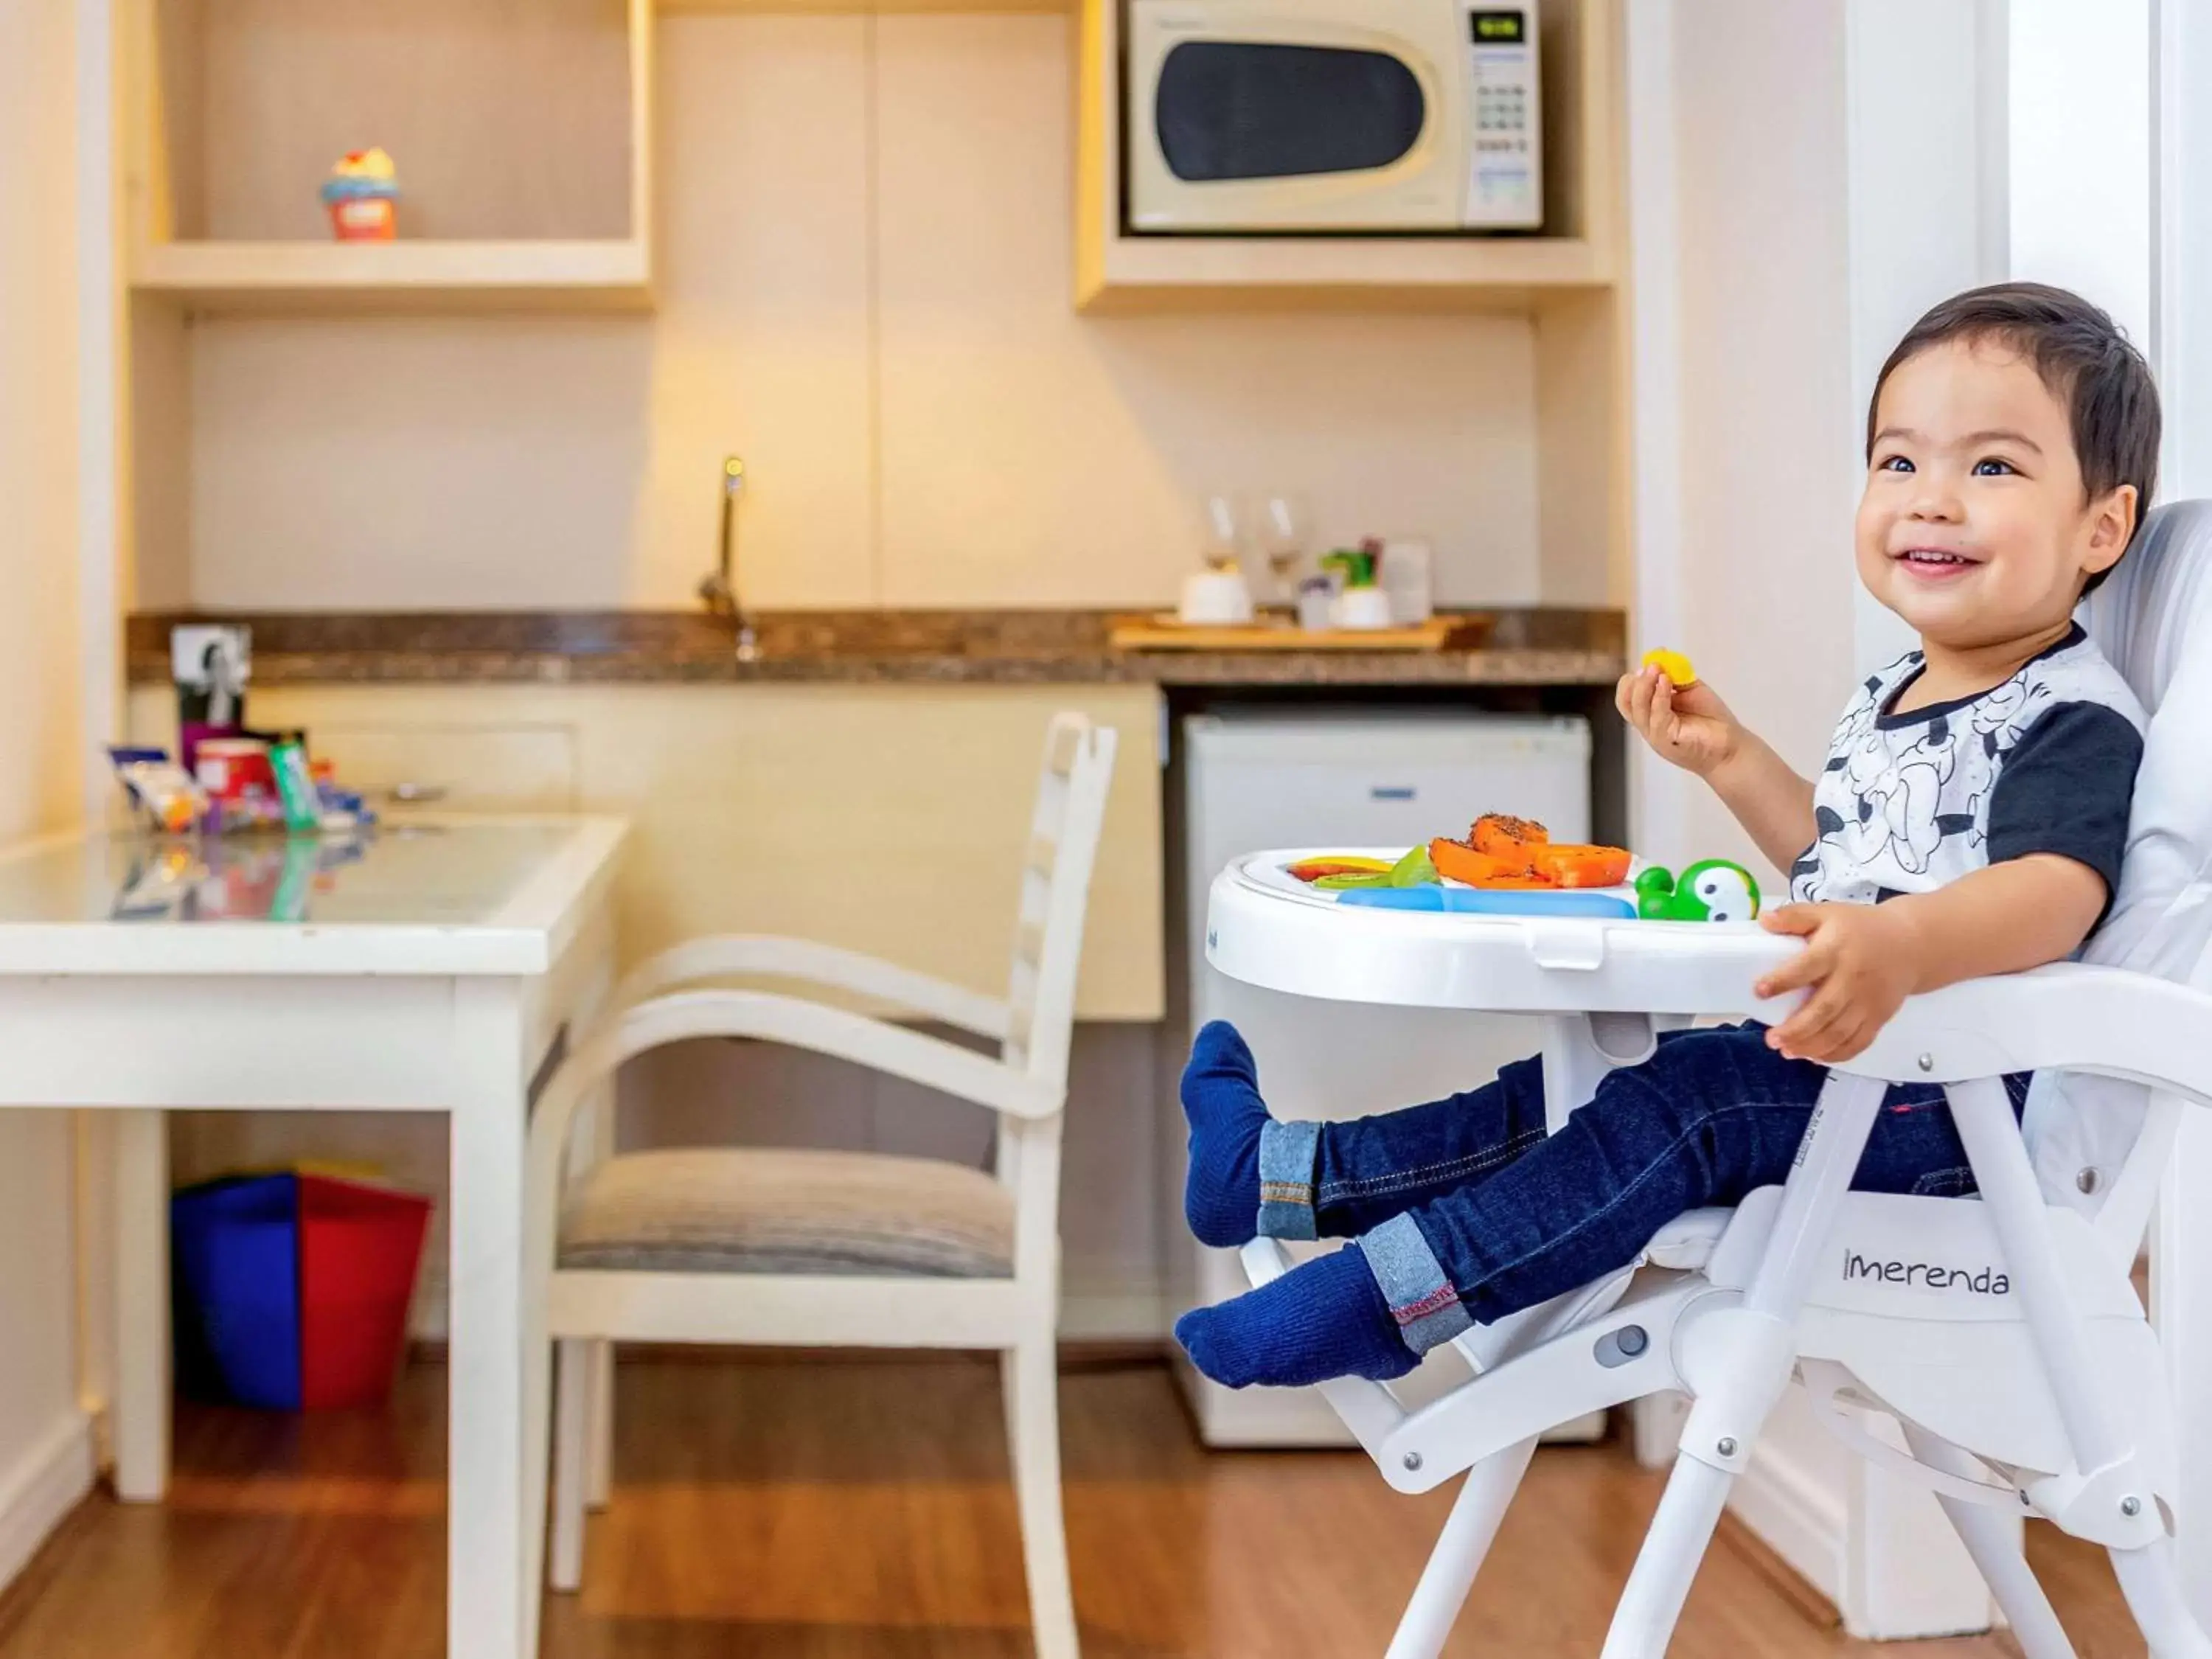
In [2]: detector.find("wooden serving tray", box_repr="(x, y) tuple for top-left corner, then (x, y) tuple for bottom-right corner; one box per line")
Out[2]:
(1110, 613), (1476, 653)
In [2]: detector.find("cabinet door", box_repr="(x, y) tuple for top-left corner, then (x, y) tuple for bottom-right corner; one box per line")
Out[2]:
(572, 683), (1164, 1020)
(282, 723), (580, 813)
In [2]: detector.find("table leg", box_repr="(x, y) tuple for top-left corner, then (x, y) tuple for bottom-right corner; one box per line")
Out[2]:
(112, 1108), (168, 1503)
(448, 981), (529, 1659)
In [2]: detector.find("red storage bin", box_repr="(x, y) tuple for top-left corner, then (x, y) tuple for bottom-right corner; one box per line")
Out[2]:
(296, 1175), (433, 1410)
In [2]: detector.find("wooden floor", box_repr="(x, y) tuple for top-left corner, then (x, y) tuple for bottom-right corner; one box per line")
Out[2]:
(0, 1354), (2143, 1658)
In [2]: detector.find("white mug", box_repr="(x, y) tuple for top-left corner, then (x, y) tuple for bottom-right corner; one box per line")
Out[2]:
(1380, 538), (1433, 624)
(1180, 570), (1256, 626)
(1332, 587), (1396, 630)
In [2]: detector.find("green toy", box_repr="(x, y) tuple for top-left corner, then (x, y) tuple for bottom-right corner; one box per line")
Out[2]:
(1635, 860), (1761, 922)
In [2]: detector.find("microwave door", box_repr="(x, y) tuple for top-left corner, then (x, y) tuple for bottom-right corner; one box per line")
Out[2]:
(1128, 22), (1458, 232)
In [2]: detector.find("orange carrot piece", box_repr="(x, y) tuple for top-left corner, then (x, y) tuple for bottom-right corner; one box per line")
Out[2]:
(1470, 814), (1549, 858)
(1529, 845), (1633, 889)
(1430, 838), (1556, 889)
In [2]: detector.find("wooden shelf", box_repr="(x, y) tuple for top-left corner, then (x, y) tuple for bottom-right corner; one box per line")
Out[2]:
(660, 0), (1068, 10)
(1074, 0), (1621, 313)
(131, 240), (653, 313)
(1074, 234), (1609, 315)
(121, 0), (655, 315)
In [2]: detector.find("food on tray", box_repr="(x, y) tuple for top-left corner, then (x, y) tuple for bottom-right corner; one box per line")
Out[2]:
(1469, 813), (1548, 857)
(1432, 816), (1632, 892)
(1531, 844), (1634, 888)
(1635, 860), (1761, 922)
(1285, 816), (1632, 899)
(1641, 647), (1698, 686)
(1299, 846), (1436, 891)
(1285, 855), (1395, 883)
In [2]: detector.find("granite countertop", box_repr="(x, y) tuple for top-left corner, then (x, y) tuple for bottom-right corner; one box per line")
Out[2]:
(125, 608), (1627, 689)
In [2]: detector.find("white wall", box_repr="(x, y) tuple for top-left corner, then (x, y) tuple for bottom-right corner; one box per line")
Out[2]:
(1635, 0), (2002, 1637)
(1665, 0), (1858, 888)
(0, 0), (94, 1597)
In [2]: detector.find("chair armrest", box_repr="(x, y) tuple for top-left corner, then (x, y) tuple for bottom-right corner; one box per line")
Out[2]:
(613, 935), (1010, 1040)
(1838, 963), (2212, 1105)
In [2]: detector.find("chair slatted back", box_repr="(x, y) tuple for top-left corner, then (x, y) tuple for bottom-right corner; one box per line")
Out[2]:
(995, 716), (1117, 1283)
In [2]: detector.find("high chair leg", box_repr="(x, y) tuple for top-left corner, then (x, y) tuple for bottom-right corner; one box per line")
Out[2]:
(1902, 1425), (2075, 1659)
(1600, 1453), (1735, 1658)
(1604, 1073), (1891, 1658)
(2111, 1541), (2212, 1659)
(1382, 1438), (1538, 1659)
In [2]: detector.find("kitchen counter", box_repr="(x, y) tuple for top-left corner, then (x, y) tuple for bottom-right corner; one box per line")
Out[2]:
(125, 608), (1626, 688)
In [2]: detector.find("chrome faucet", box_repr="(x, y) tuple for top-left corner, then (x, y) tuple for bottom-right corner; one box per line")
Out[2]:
(699, 454), (759, 664)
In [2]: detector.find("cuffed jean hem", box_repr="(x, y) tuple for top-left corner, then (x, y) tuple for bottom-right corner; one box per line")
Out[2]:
(1256, 1118), (1321, 1240)
(1363, 1213), (1473, 1355)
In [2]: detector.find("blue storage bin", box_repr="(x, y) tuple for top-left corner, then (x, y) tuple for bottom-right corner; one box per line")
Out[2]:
(170, 1174), (302, 1410)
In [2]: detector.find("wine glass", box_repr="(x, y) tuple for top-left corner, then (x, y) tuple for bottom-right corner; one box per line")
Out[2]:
(1258, 493), (1313, 603)
(1200, 493), (1252, 572)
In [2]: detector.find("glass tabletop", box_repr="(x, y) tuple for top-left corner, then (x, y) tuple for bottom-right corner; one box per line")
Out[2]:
(0, 821), (587, 928)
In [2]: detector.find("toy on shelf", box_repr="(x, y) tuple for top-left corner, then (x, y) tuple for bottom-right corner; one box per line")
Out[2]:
(1635, 860), (1761, 922)
(1641, 647), (1697, 686)
(320, 149), (400, 242)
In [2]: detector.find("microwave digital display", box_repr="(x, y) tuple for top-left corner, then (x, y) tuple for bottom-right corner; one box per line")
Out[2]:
(1469, 10), (1526, 45)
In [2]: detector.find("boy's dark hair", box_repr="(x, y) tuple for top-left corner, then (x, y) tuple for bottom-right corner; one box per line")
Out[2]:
(1866, 282), (2161, 592)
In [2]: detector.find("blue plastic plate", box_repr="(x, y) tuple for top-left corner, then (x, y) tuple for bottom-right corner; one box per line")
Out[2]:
(1335, 884), (1638, 919)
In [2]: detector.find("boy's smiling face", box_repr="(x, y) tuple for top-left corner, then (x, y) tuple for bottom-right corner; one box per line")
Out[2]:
(1856, 336), (2137, 650)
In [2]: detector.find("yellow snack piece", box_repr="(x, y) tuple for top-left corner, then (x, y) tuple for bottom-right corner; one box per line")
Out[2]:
(1641, 648), (1697, 687)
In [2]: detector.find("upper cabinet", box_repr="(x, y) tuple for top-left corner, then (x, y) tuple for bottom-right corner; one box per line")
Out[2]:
(119, 0), (1615, 317)
(122, 0), (655, 312)
(1075, 0), (1617, 312)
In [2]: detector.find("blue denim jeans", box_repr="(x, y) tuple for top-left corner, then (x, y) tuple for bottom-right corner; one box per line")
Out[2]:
(1256, 1023), (2026, 1355)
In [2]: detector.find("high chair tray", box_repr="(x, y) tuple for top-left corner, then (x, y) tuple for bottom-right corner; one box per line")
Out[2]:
(1208, 848), (1799, 1016)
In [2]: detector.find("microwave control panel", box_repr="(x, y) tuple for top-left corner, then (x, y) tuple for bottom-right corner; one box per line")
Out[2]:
(1461, 5), (1543, 228)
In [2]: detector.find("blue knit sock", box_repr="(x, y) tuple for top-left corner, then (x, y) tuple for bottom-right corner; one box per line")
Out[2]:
(1180, 1020), (1277, 1248)
(1174, 1245), (1417, 1388)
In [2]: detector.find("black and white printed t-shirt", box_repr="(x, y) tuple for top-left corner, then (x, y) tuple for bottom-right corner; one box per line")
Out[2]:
(1787, 624), (2146, 914)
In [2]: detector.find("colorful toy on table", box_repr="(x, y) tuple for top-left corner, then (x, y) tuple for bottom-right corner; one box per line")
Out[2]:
(108, 739), (374, 838)
(1634, 860), (1761, 922)
(320, 148), (400, 242)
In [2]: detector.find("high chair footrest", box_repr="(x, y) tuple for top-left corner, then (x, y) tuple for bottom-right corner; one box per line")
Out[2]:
(1237, 1239), (1408, 1458)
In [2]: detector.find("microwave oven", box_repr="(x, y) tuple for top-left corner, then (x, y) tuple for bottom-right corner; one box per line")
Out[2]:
(1124, 0), (1543, 234)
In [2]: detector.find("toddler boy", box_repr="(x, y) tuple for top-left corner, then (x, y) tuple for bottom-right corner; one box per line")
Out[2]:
(1178, 282), (2157, 1388)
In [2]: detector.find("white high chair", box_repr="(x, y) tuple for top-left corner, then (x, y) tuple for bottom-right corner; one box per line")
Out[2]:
(1226, 501), (2212, 1658)
(516, 713), (1118, 1659)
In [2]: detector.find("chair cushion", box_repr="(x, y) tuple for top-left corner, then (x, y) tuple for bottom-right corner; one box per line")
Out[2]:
(557, 1147), (1016, 1278)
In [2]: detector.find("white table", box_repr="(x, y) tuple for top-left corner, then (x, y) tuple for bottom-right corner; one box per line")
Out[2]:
(0, 815), (627, 1659)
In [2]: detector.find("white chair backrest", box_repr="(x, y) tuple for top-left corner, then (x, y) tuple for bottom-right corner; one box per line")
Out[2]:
(2028, 500), (2212, 1241)
(1001, 714), (1117, 1091)
(995, 714), (1116, 1279)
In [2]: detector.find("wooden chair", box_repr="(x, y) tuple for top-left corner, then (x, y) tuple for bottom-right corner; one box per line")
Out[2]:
(520, 714), (1119, 1658)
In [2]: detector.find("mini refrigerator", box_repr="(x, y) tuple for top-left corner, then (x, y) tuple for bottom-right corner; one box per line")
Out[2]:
(1167, 709), (1595, 1447)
